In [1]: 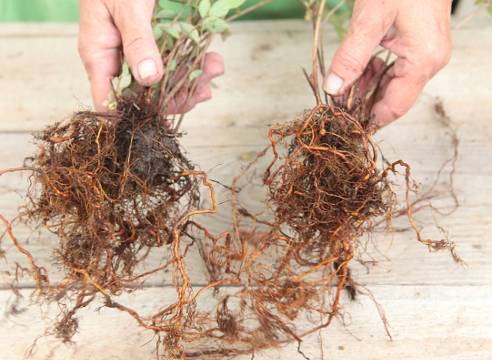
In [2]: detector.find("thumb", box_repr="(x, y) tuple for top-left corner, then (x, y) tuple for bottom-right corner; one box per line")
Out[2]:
(324, 2), (395, 95)
(112, 0), (163, 86)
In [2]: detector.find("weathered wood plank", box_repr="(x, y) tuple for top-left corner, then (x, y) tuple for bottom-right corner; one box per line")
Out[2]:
(0, 21), (491, 132)
(1, 112), (491, 287)
(0, 18), (491, 360)
(0, 286), (491, 360)
(1, 20), (492, 289)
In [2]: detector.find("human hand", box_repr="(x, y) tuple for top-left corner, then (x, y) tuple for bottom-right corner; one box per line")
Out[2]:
(78, 0), (224, 112)
(323, 0), (452, 129)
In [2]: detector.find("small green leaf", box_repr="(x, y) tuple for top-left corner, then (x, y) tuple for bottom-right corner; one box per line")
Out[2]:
(180, 22), (200, 43)
(121, 62), (131, 79)
(168, 59), (177, 72)
(113, 62), (132, 96)
(155, 8), (178, 19)
(209, 0), (231, 18)
(227, 0), (246, 9)
(202, 17), (229, 33)
(488, 5), (492, 16)
(153, 26), (163, 40)
(160, 24), (180, 39)
(159, 0), (185, 7)
(208, 0), (245, 18)
(119, 73), (132, 90)
(111, 77), (119, 92)
(189, 69), (203, 80)
(198, 0), (211, 17)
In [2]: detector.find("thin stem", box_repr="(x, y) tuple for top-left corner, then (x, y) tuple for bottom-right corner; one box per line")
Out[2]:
(311, 0), (327, 104)
(227, 0), (274, 22)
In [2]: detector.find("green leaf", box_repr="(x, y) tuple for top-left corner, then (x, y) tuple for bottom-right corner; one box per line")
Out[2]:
(119, 73), (132, 90)
(202, 17), (229, 33)
(160, 24), (180, 39)
(120, 62), (131, 80)
(209, 0), (231, 18)
(180, 22), (200, 43)
(153, 26), (163, 40)
(488, 5), (492, 16)
(113, 62), (132, 96)
(226, 0), (246, 9)
(208, 0), (244, 18)
(168, 59), (177, 72)
(198, 0), (211, 17)
(159, 0), (186, 7)
(155, 8), (178, 19)
(111, 77), (119, 94)
(189, 69), (203, 80)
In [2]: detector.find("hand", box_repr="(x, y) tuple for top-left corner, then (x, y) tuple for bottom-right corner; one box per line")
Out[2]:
(78, 0), (224, 112)
(323, 0), (452, 129)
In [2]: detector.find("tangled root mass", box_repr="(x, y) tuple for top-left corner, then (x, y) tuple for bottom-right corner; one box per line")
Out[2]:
(0, 92), (460, 358)
(23, 98), (199, 294)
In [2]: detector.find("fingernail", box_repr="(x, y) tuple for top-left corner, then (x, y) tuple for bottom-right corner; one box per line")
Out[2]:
(138, 59), (157, 80)
(324, 73), (344, 95)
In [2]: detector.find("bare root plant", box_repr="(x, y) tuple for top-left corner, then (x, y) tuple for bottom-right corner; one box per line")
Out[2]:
(0, 0), (462, 359)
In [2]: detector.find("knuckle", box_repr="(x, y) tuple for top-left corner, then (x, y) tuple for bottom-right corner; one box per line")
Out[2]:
(77, 44), (95, 73)
(122, 34), (158, 64)
(419, 38), (452, 74)
(436, 41), (452, 68)
(123, 35), (146, 53)
(430, 47), (451, 69)
(77, 31), (121, 73)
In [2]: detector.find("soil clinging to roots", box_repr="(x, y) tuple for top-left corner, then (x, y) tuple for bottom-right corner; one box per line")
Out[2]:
(0, 1), (462, 358)
(0, 79), (461, 360)
(29, 100), (197, 275)
(18, 97), (201, 341)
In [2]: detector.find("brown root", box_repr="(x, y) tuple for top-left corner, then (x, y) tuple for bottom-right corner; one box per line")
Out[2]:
(0, 90), (462, 359)
(0, 1), (462, 356)
(14, 96), (202, 341)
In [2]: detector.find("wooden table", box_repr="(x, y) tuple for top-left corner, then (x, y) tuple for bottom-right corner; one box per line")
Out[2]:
(0, 17), (491, 360)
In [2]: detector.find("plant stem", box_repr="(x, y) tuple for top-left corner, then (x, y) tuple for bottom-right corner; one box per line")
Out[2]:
(311, 0), (327, 104)
(227, 0), (274, 21)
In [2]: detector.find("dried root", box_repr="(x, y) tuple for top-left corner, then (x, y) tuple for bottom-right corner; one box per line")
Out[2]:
(0, 1), (462, 358)
(172, 86), (461, 358)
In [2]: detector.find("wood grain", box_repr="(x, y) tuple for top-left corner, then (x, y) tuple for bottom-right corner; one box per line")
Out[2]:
(0, 286), (491, 360)
(0, 19), (491, 359)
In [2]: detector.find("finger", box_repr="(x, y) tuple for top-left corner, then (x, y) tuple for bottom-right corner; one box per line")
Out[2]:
(78, 0), (122, 111)
(88, 51), (122, 111)
(112, 0), (164, 86)
(324, 0), (396, 95)
(356, 56), (386, 98)
(183, 84), (213, 113)
(196, 52), (225, 85)
(372, 24), (452, 129)
(370, 58), (427, 128)
(182, 53), (223, 112)
(168, 84), (212, 114)
(167, 53), (223, 113)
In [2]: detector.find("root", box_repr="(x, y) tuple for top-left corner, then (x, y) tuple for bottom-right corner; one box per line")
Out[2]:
(0, 1), (462, 358)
